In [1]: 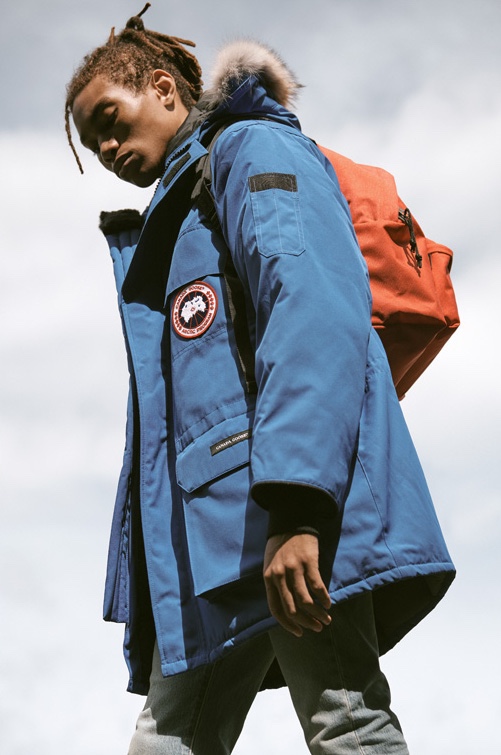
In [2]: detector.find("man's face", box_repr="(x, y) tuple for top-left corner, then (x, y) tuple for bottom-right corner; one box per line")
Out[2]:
(72, 72), (188, 187)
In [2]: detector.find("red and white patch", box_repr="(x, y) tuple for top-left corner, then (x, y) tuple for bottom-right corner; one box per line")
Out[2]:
(172, 281), (218, 339)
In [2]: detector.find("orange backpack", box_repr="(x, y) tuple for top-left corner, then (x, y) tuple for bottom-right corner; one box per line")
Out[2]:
(194, 125), (460, 399)
(319, 146), (460, 398)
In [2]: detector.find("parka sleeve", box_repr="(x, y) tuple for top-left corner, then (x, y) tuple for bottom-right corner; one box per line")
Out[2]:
(211, 122), (373, 526)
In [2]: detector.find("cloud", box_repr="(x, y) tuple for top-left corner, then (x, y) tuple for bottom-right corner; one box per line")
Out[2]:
(2, 134), (496, 755)
(1, 133), (144, 501)
(1, 1), (500, 752)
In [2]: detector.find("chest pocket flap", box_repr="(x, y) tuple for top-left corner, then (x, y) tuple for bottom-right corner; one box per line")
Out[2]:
(165, 223), (229, 306)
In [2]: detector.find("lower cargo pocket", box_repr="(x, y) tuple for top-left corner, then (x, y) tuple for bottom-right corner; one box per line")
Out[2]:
(176, 416), (268, 598)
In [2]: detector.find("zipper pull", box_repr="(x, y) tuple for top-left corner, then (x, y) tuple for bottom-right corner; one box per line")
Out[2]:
(399, 207), (423, 268)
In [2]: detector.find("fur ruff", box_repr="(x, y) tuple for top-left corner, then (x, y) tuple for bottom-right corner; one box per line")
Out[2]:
(99, 209), (144, 234)
(208, 40), (301, 109)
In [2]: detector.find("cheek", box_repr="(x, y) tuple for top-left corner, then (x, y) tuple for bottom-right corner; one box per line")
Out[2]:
(128, 103), (172, 166)
(142, 130), (169, 165)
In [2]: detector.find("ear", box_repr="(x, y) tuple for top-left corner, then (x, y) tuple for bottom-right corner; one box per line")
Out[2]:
(150, 69), (177, 106)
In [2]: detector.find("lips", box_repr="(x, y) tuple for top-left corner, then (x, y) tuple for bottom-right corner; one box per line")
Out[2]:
(114, 152), (134, 179)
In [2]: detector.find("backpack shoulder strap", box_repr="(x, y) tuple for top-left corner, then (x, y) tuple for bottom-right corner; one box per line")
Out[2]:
(191, 114), (270, 234)
(192, 118), (259, 395)
(191, 122), (228, 235)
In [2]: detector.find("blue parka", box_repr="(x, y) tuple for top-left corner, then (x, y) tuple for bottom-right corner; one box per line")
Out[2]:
(101, 44), (455, 694)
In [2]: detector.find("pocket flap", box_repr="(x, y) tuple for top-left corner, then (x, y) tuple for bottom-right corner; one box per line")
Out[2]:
(165, 225), (229, 303)
(176, 414), (253, 493)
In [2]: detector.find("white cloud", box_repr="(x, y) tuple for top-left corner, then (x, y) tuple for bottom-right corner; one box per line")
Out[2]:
(2, 125), (497, 755)
(1, 1), (500, 751)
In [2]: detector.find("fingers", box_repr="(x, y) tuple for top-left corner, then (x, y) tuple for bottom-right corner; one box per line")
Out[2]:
(265, 576), (304, 637)
(264, 566), (331, 636)
(263, 535), (332, 636)
(289, 566), (331, 630)
(304, 560), (332, 612)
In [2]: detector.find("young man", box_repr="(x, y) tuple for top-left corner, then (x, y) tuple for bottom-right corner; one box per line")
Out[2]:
(66, 6), (454, 754)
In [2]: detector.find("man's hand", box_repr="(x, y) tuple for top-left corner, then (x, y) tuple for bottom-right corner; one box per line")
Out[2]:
(263, 533), (332, 637)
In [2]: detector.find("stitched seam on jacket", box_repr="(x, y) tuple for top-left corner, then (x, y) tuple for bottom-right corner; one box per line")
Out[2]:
(171, 322), (227, 362)
(176, 396), (251, 452)
(355, 453), (401, 572)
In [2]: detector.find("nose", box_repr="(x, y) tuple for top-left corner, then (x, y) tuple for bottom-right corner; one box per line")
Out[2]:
(99, 136), (119, 167)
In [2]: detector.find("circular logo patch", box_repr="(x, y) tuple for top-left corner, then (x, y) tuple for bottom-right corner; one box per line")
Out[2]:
(172, 281), (218, 339)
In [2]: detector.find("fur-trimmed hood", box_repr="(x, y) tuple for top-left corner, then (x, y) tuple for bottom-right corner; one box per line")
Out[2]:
(162, 40), (302, 159)
(205, 40), (302, 110)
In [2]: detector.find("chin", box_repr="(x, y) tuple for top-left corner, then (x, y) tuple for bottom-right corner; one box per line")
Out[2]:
(120, 171), (156, 188)
(120, 159), (163, 189)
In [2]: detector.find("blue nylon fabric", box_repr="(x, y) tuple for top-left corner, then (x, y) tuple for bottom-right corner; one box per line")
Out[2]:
(103, 227), (141, 625)
(102, 75), (455, 694)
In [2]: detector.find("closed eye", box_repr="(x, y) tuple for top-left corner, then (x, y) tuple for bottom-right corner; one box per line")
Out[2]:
(78, 97), (119, 154)
(98, 109), (117, 140)
(102, 109), (117, 130)
(88, 109), (118, 157)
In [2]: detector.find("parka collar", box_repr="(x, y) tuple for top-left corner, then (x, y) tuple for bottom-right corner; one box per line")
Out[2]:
(164, 39), (303, 164)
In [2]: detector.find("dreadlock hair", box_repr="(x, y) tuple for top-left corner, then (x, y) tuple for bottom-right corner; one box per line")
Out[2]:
(65, 3), (203, 173)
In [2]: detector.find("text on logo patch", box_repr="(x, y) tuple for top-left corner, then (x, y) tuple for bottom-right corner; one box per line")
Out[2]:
(210, 429), (252, 456)
(172, 281), (218, 339)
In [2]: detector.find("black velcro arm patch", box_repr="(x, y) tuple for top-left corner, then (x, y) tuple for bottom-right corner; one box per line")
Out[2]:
(248, 173), (298, 193)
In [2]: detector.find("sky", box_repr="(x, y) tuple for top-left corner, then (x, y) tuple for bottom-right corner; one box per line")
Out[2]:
(1, 0), (500, 752)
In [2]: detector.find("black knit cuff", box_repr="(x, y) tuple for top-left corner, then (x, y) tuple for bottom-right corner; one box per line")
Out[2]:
(251, 481), (338, 539)
(267, 504), (321, 539)
(99, 209), (144, 235)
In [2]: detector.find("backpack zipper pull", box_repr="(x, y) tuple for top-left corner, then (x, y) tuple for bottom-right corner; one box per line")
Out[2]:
(399, 208), (423, 268)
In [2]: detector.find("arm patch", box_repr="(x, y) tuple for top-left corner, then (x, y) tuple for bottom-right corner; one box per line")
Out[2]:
(248, 172), (304, 257)
(248, 173), (298, 193)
